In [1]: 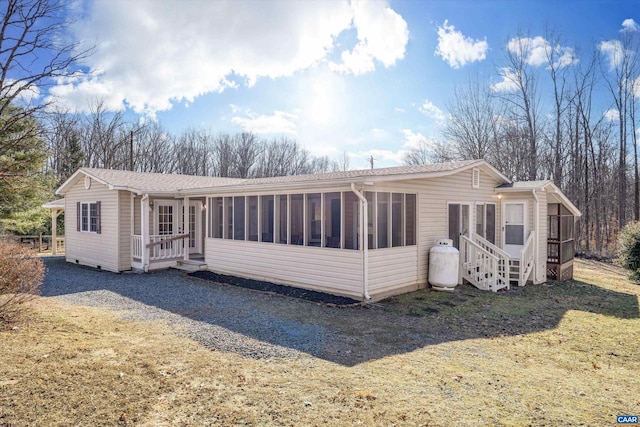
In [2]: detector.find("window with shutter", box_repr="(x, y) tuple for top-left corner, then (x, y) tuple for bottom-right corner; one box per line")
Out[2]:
(79, 202), (100, 233)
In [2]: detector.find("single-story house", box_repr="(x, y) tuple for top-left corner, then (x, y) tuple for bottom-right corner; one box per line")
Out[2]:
(50, 159), (581, 301)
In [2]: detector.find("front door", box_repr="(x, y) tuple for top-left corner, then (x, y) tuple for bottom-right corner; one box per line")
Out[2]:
(503, 201), (527, 258)
(154, 200), (179, 257)
(188, 201), (203, 254)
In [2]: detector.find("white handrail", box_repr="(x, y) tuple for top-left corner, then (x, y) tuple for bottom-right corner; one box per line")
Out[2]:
(471, 233), (511, 260)
(460, 235), (509, 292)
(518, 231), (535, 286)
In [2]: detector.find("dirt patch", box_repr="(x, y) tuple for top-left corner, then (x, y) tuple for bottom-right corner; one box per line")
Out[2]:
(189, 270), (360, 306)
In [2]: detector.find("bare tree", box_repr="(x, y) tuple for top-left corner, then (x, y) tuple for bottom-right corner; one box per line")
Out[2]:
(600, 25), (640, 229)
(81, 99), (127, 169)
(495, 34), (545, 180)
(0, 0), (92, 143)
(233, 132), (260, 178)
(443, 75), (502, 161)
(543, 28), (575, 187)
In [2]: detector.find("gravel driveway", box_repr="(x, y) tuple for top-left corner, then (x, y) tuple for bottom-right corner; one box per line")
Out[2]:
(42, 257), (494, 366)
(41, 257), (342, 360)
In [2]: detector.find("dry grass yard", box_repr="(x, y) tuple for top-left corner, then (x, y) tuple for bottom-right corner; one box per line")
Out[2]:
(1, 258), (639, 426)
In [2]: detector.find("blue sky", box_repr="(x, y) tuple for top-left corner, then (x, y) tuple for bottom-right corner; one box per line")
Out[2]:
(42, 0), (639, 169)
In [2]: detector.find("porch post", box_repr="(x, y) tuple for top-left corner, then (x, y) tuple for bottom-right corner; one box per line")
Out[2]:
(51, 209), (58, 255)
(141, 195), (150, 271)
(183, 196), (190, 261)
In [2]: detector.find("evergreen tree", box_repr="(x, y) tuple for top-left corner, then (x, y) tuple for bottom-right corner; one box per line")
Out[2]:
(0, 104), (52, 235)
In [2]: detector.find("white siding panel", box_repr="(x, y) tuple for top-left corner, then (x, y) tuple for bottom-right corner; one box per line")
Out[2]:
(118, 191), (132, 271)
(64, 178), (120, 272)
(205, 239), (363, 298)
(368, 246), (419, 294)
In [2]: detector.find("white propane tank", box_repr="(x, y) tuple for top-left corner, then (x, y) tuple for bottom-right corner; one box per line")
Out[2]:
(428, 238), (460, 291)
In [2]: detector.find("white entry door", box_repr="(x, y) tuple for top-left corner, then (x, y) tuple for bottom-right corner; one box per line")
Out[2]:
(188, 201), (203, 254)
(154, 200), (179, 257)
(503, 201), (527, 258)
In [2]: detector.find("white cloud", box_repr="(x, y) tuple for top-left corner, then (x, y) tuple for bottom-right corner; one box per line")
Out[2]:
(232, 108), (298, 135)
(329, 1), (408, 75)
(419, 100), (446, 121)
(507, 36), (578, 68)
(604, 108), (619, 121)
(621, 18), (639, 32)
(401, 128), (437, 150)
(435, 20), (488, 69)
(50, 0), (407, 116)
(508, 36), (550, 67)
(490, 67), (520, 93)
(2, 79), (41, 104)
(599, 39), (624, 69)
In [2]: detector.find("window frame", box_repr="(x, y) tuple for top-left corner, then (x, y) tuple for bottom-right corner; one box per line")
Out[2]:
(79, 201), (100, 233)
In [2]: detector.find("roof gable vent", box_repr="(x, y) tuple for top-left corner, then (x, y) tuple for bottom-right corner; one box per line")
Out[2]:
(472, 167), (480, 189)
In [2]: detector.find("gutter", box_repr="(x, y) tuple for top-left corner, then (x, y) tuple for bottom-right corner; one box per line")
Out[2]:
(351, 183), (371, 301)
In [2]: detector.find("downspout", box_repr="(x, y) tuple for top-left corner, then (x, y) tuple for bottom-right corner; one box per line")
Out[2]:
(351, 183), (371, 301)
(532, 189), (539, 283)
(141, 194), (149, 272)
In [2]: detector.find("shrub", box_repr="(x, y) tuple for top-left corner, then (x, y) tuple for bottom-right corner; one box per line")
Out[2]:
(0, 242), (45, 324)
(618, 221), (640, 284)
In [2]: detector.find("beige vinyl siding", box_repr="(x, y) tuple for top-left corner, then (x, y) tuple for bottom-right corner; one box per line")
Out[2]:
(118, 190), (132, 271)
(374, 167), (504, 284)
(205, 238), (363, 299)
(368, 246), (419, 295)
(64, 178), (120, 272)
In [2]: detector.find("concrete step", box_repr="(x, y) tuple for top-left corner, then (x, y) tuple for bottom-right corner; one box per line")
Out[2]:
(174, 259), (207, 272)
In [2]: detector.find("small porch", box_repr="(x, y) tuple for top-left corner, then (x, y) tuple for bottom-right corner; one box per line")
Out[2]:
(130, 194), (206, 272)
(459, 231), (535, 292)
(458, 182), (579, 292)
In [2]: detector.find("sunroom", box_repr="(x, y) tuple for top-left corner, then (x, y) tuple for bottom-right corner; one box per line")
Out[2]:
(198, 186), (420, 300)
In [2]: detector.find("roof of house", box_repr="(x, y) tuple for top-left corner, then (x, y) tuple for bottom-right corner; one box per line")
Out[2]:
(56, 168), (246, 196)
(497, 180), (582, 217)
(180, 159), (510, 193)
(56, 159), (508, 196)
(42, 199), (65, 209)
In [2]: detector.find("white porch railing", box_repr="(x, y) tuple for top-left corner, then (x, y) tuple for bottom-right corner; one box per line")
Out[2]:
(131, 234), (186, 261)
(460, 235), (509, 292)
(471, 234), (510, 284)
(460, 231), (536, 290)
(518, 231), (535, 286)
(132, 235), (142, 259)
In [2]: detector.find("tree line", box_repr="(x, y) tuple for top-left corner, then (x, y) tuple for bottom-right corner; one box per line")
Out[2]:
(403, 28), (640, 256)
(45, 100), (342, 185)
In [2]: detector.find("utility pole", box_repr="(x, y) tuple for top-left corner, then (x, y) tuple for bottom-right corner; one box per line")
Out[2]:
(130, 130), (134, 171)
